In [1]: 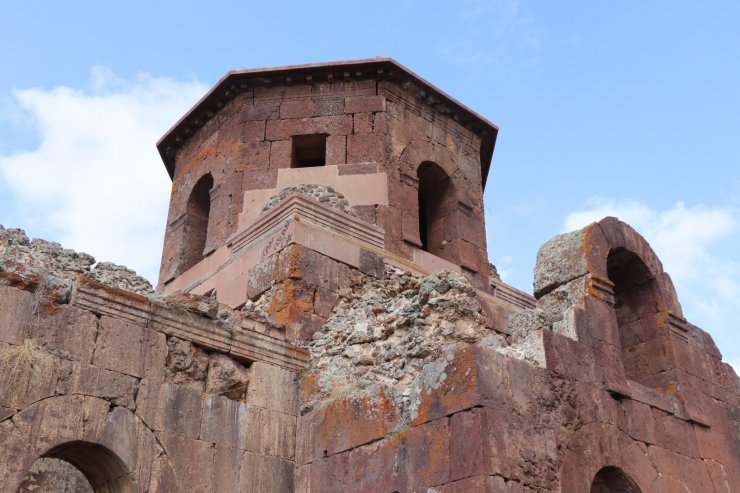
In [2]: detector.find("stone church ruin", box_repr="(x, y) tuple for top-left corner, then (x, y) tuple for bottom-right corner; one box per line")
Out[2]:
(1, 58), (738, 492)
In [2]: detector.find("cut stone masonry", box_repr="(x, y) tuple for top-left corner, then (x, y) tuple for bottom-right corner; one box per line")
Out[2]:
(1, 58), (738, 493)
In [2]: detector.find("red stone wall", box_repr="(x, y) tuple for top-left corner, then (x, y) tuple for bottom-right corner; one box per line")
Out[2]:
(0, 276), (299, 493)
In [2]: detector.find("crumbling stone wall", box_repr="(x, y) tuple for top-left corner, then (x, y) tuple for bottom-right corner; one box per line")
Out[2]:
(0, 226), (300, 493)
(2, 214), (738, 492)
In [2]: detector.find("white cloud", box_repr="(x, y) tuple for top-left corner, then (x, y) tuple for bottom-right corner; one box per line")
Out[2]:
(0, 67), (208, 283)
(564, 197), (740, 365)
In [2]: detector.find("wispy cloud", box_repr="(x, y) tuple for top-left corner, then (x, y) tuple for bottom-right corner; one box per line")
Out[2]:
(564, 197), (740, 365)
(0, 67), (208, 282)
(438, 0), (543, 72)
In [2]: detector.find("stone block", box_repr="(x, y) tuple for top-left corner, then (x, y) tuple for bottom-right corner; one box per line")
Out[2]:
(325, 135), (346, 165)
(201, 394), (249, 449)
(353, 112), (374, 134)
(337, 162), (379, 175)
(265, 115), (353, 141)
(280, 99), (315, 119)
(704, 458), (733, 493)
(240, 451), (294, 493)
(412, 346), (482, 426)
(241, 102), (280, 121)
(617, 399), (656, 444)
(450, 408), (485, 480)
(245, 405), (296, 460)
(212, 445), (242, 493)
(136, 380), (203, 439)
(344, 95), (386, 114)
(651, 408), (699, 457)
(358, 249), (384, 278)
(269, 139), (292, 168)
(27, 305), (98, 363)
(313, 98), (344, 116)
(157, 432), (214, 493)
(93, 316), (166, 381)
(243, 169), (278, 190)
(647, 445), (714, 493)
(0, 285), (33, 345)
(542, 329), (601, 384)
(297, 390), (398, 464)
(69, 362), (139, 410)
(242, 141), (271, 171)
(347, 417), (450, 493)
(346, 132), (385, 164)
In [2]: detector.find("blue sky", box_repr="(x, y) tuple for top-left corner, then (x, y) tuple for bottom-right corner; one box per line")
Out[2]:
(1, 1), (738, 368)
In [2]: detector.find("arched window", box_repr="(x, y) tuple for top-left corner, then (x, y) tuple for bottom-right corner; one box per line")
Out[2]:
(607, 247), (663, 383)
(18, 441), (133, 493)
(181, 173), (214, 273)
(417, 162), (456, 262)
(591, 466), (642, 492)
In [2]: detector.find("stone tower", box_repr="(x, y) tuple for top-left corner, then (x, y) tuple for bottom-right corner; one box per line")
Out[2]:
(156, 57), (514, 342)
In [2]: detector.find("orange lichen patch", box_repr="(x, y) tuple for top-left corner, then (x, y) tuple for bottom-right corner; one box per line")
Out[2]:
(0, 271), (41, 293)
(412, 347), (480, 426)
(280, 244), (309, 280)
(268, 279), (315, 317)
(322, 389), (398, 456)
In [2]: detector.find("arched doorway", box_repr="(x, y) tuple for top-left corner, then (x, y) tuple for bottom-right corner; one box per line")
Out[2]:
(591, 466), (642, 492)
(417, 161), (456, 262)
(18, 441), (133, 493)
(181, 173), (214, 273)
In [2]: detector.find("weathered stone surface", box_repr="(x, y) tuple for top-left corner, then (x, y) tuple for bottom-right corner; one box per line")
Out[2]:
(248, 361), (298, 415)
(93, 315), (167, 380)
(136, 379), (203, 438)
(0, 285), (33, 345)
(201, 394), (248, 449)
(1, 60), (739, 493)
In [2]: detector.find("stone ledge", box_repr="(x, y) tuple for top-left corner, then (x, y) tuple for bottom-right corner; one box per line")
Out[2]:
(70, 277), (308, 371)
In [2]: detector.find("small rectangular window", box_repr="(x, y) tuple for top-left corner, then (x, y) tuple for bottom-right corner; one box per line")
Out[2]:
(292, 134), (327, 168)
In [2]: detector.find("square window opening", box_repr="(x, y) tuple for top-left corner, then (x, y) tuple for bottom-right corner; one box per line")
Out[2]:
(292, 134), (327, 168)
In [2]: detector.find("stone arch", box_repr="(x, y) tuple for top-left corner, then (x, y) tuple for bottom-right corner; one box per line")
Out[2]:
(0, 395), (177, 492)
(19, 441), (132, 492)
(534, 217), (684, 386)
(181, 173), (215, 273)
(417, 161), (458, 262)
(590, 466), (642, 492)
(559, 423), (656, 493)
(398, 139), (460, 183)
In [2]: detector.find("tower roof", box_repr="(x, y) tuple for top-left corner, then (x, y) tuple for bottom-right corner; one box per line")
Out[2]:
(157, 57), (498, 186)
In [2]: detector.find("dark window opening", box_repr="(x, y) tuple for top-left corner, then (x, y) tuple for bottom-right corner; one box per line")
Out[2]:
(417, 161), (456, 262)
(181, 173), (214, 273)
(292, 134), (327, 168)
